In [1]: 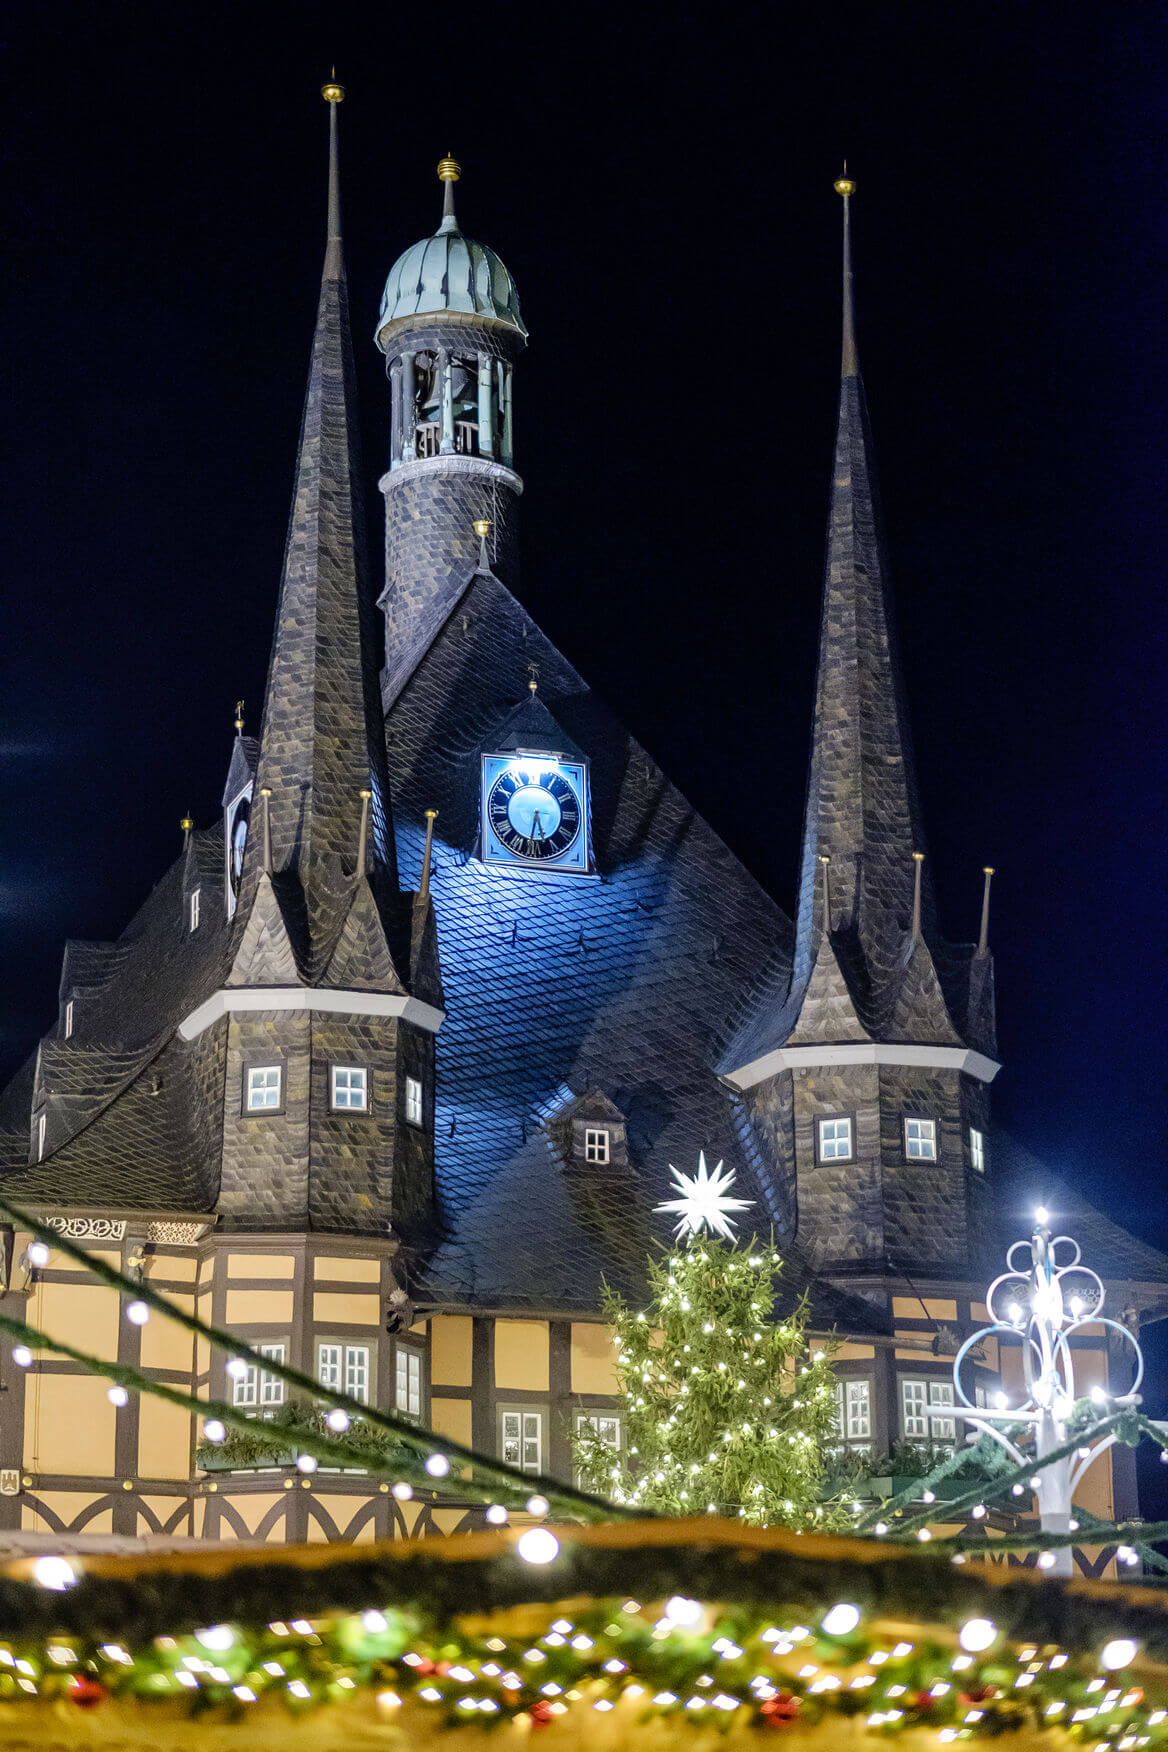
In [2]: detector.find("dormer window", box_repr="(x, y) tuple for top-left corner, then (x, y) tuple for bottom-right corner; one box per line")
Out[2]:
(189, 889), (201, 933)
(404, 1075), (424, 1128)
(584, 1128), (610, 1165)
(64, 1000), (74, 1040)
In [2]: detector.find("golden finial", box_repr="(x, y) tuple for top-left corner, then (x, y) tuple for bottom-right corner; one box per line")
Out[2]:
(359, 787), (372, 801)
(234, 699), (245, 735)
(259, 786), (272, 799)
(818, 852), (830, 864)
(528, 662), (540, 696)
(424, 808), (438, 822)
(437, 153), (461, 184)
(912, 850), (925, 863)
(473, 518), (491, 539)
(983, 864), (996, 876)
(322, 69), (345, 104)
(834, 160), (856, 197)
(180, 815), (195, 834)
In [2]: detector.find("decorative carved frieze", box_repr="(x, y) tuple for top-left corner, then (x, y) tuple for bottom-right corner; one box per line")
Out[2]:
(146, 1222), (210, 1246)
(43, 1217), (126, 1243)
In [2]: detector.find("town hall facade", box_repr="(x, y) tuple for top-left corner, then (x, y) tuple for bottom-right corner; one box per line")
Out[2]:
(0, 91), (1163, 1557)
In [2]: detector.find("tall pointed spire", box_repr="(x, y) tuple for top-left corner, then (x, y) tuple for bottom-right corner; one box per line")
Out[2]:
(437, 153), (460, 235)
(243, 80), (397, 968)
(790, 174), (930, 993)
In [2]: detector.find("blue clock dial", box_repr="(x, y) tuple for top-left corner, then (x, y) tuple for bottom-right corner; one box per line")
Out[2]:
(487, 765), (581, 861)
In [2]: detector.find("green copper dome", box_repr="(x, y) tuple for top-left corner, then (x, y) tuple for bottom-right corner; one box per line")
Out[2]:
(375, 210), (526, 350)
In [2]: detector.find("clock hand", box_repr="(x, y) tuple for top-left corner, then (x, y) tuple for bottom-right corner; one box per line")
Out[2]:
(531, 810), (544, 841)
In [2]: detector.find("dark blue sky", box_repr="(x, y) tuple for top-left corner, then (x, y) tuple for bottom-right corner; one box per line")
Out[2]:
(4, 4), (1165, 1265)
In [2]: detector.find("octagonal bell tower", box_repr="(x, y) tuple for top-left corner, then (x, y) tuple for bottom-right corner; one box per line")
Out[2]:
(375, 157), (527, 708)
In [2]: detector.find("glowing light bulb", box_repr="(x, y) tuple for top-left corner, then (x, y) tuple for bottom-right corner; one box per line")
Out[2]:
(326, 1408), (349, 1432)
(517, 1528), (559, 1566)
(27, 1242), (50, 1268)
(1101, 1639), (1138, 1671)
(392, 1482), (412, 1501)
(821, 1604), (861, 1636)
(486, 1504), (508, 1525)
(196, 1626), (235, 1652)
(203, 1419), (226, 1443)
(226, 1358), (248, 1380)
(296, 1454), (317, 1474)
(107, 1385), (128, 1407)
(426, 1453), (450, 1478)
(125, 1300), (149, 1326)
(1035, 1206), (1049, 1225)
(959, 1619), (997, 1653)
(664, 1596), (703, 1628)
(11, 1346), (32, 1368)
(33, 1556), (76, 1591)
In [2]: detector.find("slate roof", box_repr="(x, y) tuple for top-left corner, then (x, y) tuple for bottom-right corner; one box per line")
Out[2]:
(718, 193), (995, 1077)
(991, 1134), (1168, 1293)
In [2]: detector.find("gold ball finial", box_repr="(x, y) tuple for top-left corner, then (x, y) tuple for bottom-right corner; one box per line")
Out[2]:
(834, 165), (856, 197)
(359, 787), (372, 801)
(234, 698), (245, 734)
(473, 518), (491, 539)
(818, 852), (831, 864)
(322, 71), (345, 104)
(912, 850), (925, 863)
(983, 864), (996, 876)
(180, 816), (195, 834)
(260, 786), (272, 799)
(437, 154), (461, 184)
(424, 808), (439, 822)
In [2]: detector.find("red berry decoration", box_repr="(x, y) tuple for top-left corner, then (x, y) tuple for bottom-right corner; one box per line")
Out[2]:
(760, 1692), (801, 1726)
(69, 1677), (108, 1710)
(961, 1683), (998, 1704)
(530, 1699), (555, 1727)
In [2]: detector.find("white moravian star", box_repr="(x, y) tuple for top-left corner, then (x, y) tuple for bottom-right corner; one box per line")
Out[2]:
(655, 1153), (753, 1241)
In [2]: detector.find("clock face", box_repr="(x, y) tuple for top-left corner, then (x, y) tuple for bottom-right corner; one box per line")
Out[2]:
(480, 755), (590, 874)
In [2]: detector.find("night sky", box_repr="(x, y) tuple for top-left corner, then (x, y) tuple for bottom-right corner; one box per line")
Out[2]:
(4, 15), (1164, 1273)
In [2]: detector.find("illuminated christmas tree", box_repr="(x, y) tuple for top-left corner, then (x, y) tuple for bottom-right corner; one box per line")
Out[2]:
(574, 1158), (843, 1527)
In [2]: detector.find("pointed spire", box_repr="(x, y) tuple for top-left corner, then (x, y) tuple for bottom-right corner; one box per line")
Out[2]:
(234, 698), (245, 736)
(437, 153), (461, 235)
(789, 173), (930, 993)
(244, 79), (397, 962)
(474, 517), (492, 572)
(911, 850), (925, 941)
(321, 74), (345, 279)
(419, 809), (438, 900)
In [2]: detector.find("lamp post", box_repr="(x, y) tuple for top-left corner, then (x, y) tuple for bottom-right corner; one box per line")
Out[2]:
(954, 1209), (1143, 1577)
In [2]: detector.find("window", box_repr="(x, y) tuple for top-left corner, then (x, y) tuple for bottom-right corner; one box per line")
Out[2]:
(970, 1127), (985, 1173)
(330, 1065), (368, 1112)
(246, 1065), (282, 1111)
(584, 1128), (610, 1165)
(901, 1377), (956, 1445)
(232, 1342), (286, 1411)
(817, 1116), (854, 1163)
(405, 1075), (423, 1128)
(499, 1407), (544, 1473)
(318, 1342), (371, 1404)
(36, 1113), (45, 1162)
(395, 1345), (422, 1418)
(575, 1411), (622, 1486)
(832, 1379), (872, 1452)
(64, 1001), (74, 1040)
(904, 1116), (938, 1161)
(189, 889), (201, 933)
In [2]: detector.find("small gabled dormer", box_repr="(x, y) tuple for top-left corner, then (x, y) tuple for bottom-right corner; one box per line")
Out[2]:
(556, 1090), (630, 1173)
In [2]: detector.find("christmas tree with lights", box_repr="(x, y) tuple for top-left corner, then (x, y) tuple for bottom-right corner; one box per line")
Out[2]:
(574, 1155), (844, 1527)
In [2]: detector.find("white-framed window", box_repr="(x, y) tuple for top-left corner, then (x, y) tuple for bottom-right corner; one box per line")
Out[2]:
(832, 1378), (872, 1452)
(246, 1065), (282, 1111)
(395, 1345), (422, 1418)
(36, 1113), (46, 1162)
(189, 889), (201, 933)
(64, 1000), (74, 1040)
(330, 1065), (368, 1112)
(232, 1341), (286, 1410)
(318, 1342), (371, 1404)
(575, 1410), (622, 1486)
(499, 1407), (544, 1473)
(970, 1127), (985, 1173)
(900, 1377), (956, 1444)
(405, 1075), (423, 1128)
(584, 1128), (610, 1165)
(904, 1116), (938, 1161)
(818, 1116), (854, 1163)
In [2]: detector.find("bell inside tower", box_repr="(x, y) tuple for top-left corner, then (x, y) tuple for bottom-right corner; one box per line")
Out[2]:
(388, 345), (513, 467)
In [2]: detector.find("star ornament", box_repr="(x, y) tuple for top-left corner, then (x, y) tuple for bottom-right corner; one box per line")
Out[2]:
(655, 1153), (753, 1242)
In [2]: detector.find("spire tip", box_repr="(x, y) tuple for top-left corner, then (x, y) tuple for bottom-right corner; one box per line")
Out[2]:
(321, 76), (344, 104)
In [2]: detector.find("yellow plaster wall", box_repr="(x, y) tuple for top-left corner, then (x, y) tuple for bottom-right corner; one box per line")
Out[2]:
(811, 1339), (874, 1362)
(429, 1396), (473, 1447)
(139, 1295), (195, 1372)
(137, 1399), (192, 1479)
(313, 1257), (380, 1282)
(313, 1291), (378, 1327)
(431, 1316), (473, 1388)
(24, 1493), (112, 1535)
(25, 1374), (116, 1476)
(892, 1297), (957, 1320)
(155, 1256), (198, 1285)
(570, 1323), (618, 1396)
(31, 1280), (120, 1363)
(228, 1254), (296, 1278)
(225, 1289), (295, 1326)
(495, 1319), (548, 1391)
